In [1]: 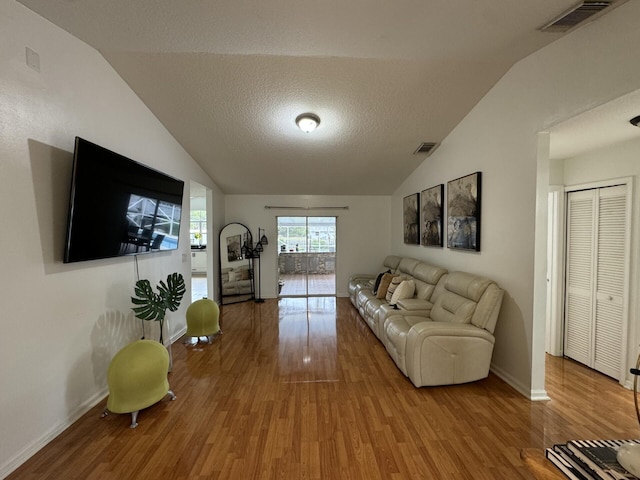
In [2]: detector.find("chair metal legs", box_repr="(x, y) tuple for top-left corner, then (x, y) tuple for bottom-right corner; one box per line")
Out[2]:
(130, 411), (139, 428)
(101, 390), (176, 428)
(183, 331), (222, 345)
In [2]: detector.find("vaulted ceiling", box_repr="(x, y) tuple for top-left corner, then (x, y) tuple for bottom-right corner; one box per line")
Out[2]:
(17, 0), (629, 195)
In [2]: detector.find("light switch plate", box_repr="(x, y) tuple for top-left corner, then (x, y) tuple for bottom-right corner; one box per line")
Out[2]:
(26, 47), (40, 72)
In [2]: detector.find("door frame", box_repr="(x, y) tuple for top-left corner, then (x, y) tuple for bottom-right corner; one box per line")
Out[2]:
(189, 181), (212, 302)
(551, 176), (633, 385)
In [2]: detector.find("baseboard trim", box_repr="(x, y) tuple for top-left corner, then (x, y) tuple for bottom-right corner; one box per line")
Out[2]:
(0, 387), (108, 480)
(1, 334), (188, 480)
(170, 326), (187, 344)
(490, 364), (550, 401)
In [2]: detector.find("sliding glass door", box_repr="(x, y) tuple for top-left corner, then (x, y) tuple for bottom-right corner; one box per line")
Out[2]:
(277, 216), (336, 297)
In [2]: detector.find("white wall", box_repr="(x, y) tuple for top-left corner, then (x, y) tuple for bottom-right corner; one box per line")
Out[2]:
(4, 0), (640, 474)
(562, 137), (640, 384)
(391, 1), (640, 399)
(0, 1), (223, 477)
(224, 195), (391, 297)
(562, 137), (640, 186)
(189, 187), (224, 301)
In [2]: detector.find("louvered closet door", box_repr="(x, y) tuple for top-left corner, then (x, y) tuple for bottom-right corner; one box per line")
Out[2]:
(564, 190), (595, 367)
(593, 185), (627, 378)
(564, 185), (628, 379)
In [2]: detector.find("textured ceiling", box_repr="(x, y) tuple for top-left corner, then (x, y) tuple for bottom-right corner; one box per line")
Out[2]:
(549, 88), (640, 160)
(16, 0), (631, 194)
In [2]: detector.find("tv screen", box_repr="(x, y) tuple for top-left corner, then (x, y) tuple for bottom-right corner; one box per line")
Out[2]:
(64, 137), (184, 263)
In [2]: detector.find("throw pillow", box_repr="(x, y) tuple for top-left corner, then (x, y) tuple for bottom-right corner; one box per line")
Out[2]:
(390, 280), (416, 305)
(372, 269), (390, 294)
(385, 275), (405, 303)
(227, 270), (237, 282)
(239, 268), (251, 280)
(376, 273), (396, 299)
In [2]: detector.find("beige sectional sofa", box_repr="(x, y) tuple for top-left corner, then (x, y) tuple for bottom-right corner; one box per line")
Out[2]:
(348, 256), (504, 387)
(221, 264), (253, 296)
(350, 257), (447, 340)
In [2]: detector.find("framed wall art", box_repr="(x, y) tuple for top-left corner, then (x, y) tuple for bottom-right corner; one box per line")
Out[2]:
(447, 172), (481, 251)
(421, 184), (444, 247)
(403, 193), (420, 244)
(226, 234), (242, 261)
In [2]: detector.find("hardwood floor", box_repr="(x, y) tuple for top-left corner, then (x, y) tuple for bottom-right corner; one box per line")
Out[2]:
(278, 274), (336, 296)
(7, 298), (638, 479)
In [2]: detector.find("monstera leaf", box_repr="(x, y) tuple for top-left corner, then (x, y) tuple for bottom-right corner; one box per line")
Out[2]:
(157, 272), (186, 313)
(132, 279), (167, 322)
(131, 273), (185, 343)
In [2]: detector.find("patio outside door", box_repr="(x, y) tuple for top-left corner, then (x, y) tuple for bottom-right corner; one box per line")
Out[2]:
(277, 216), (336, 297)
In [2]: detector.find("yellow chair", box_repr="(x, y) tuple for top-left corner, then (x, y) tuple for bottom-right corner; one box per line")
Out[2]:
(185, 298), (221, 344)
(101, 339), (176, 428)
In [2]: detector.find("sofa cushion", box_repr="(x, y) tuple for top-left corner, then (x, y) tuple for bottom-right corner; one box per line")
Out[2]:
(356, 288), (376, 311)
(383, 255), (403, 272)
(390, 279), (415, 305)
(376, 273), (396, 299)
(470, 283), (504, 332)
(413, 263), (448, 300)
(429, 272), (499, 325)
(397, 257), (420, 277)
(385, 275), (405, 302)
(430, 290), (476, 324)
(445, 271), (492, 303)
(413, 263), (448, 285)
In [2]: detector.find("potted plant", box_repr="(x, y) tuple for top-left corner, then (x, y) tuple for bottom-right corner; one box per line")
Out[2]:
(131, 272), (186, 345)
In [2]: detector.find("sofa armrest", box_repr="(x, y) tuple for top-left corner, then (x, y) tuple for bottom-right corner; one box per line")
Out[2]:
(408, 321), (495, 343)
(396, 298), (433, 312)
(349, 274), (375, 284)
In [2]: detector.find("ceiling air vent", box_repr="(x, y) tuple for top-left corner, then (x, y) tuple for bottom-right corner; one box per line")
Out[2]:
(540, 1), (612, 32)
(414, 142), (439, 156)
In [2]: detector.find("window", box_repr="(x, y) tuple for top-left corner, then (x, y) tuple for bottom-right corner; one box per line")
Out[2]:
(190, 209), (207, 245)
(277, 217), (336, 253)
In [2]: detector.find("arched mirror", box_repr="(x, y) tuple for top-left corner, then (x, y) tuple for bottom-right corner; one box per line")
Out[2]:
(219, 222), (254, 304)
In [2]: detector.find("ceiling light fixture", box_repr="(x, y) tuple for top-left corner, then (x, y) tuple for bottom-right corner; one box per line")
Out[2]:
(296, 113), (320, 133)
(630, 115), (640, 127)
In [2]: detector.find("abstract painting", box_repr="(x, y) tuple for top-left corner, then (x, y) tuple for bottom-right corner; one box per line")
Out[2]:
(421, 184), (444, 247)
(447, 172), (481, 251)
(403, 193), (420, 244)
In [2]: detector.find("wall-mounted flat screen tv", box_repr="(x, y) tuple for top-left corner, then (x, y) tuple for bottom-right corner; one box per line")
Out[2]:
(64, 137), (184, 263)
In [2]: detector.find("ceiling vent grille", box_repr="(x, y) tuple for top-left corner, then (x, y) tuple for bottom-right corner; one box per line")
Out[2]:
(540, 1), (612, 32)
(414, 142), (439, 156)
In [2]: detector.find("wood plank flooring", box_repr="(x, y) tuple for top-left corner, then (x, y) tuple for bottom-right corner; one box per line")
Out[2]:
(278, 274), (335, 296)
(7, 297), (638, 479)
